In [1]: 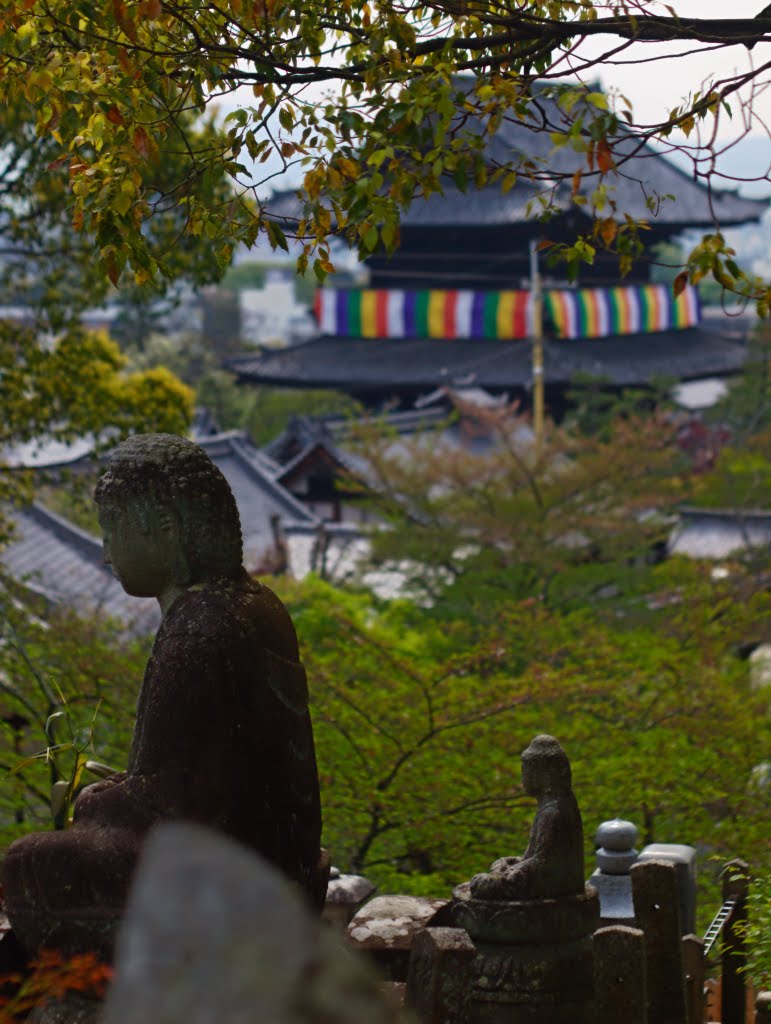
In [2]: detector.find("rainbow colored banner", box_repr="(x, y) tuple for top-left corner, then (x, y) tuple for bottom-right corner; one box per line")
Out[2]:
(314, 288), (533, 340)
(544, 284), (700, 339)
(314, 284), (700, 340)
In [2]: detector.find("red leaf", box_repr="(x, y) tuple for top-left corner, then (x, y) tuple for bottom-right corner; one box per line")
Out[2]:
(104, 251), (119, 286)
(596, 139), (615, 175)
(673, 270), (689, 297)
(106, 106), (124, 125)
(133, 126), (148, 158)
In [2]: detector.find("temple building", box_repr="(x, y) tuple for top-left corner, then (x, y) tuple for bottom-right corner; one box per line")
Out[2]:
(230, 88), (766, 411)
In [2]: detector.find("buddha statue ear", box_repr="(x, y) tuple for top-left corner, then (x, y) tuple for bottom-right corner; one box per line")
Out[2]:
(158, 503), (194, 585)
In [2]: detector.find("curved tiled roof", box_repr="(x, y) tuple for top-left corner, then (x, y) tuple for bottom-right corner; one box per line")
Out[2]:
(229, 319), (751, 395)
(1, 432), (321, 631)
(266, 89), (767, 232)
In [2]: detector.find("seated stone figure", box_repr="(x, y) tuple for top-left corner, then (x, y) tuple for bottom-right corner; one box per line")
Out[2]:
(469, 734), (584, 901)
(3, 434), (327, 957)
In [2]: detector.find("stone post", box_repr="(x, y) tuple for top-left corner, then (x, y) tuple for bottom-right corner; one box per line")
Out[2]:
(593, 924), (646, 1024)
(630, 858), (687, 1024)
(590, 818), (639, 927)
(721, 859), (749, 1024)
(322, 866), (376, 929)
(755, 992), (771, 1023)
(681, 933), (704, 1024)
(404, 927), (476, 1024)
(637, 842), (697, 935)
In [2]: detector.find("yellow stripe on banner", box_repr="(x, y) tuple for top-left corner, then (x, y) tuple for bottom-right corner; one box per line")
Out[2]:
(549, 292), (569, 337)
(428, 291), (445, 338)
(497, 291), (515, 338)
(360, 290), (377, 338)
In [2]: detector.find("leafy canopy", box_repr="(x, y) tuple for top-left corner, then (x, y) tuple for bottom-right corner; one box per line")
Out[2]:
(0, 91), (234, 326)
(0, 323), (194, 546)
(0, 1), (769, 301)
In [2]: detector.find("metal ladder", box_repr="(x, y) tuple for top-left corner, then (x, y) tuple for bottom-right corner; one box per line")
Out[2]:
(703, 898), (736, 955)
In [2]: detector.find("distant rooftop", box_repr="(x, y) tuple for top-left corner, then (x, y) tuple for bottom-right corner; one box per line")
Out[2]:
(267, 86), (767, 235)
(229, 318), (753, 402)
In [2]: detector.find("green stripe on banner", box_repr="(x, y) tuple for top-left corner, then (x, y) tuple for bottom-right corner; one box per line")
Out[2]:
(414, 291), (430, 337)
(608, 289), (622, 334)
(348, 292), (361, 336)
(639, 288), (654, 331)
(575, 293), (586, 338)
(483, 292), (498, 338)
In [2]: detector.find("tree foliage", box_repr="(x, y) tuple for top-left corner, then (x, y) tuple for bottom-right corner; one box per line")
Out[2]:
(278, 565), (769, 926)
(0, 323), (194, 546)
(0, 93), (233, 326)
(0, 2), (769, 302)
(345, 402), (688, 610)
(0, 587), (147, 842)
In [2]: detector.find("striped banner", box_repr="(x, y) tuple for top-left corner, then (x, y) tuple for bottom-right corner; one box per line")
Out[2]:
(314, 284), (700, 340)
(544, 284), (700, 339)
(315, 288), (534, 340)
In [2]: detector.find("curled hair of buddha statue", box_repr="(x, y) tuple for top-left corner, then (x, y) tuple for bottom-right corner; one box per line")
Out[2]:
(521, 734), (572, 793)
(94, 433), (243, 581)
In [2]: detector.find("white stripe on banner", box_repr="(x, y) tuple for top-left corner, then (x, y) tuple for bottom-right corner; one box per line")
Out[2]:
(596, 292), (610, 339)
(320, 289), (337, 335)
(628, 291), (641, 334)
(456, 290), (474, 337)
(387, 290), (404, 337)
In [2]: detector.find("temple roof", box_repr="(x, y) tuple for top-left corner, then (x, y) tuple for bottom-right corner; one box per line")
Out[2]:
(228, 317), (752, 398)
(267, 88), (767, 234)
(1, 432), (320, 631)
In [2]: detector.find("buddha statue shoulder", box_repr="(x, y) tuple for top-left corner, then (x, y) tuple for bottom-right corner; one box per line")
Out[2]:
(3, 433), (327, 958)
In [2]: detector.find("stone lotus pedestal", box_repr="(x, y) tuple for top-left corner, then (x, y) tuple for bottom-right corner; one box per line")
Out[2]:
(450, 880), (600, 1024)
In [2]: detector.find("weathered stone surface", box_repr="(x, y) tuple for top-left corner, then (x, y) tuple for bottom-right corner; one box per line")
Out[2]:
(595, 818), (639, 874)
(630, 859), (687, 1024)
(593, 925), (646, 1024)
(756, 991), (771, 1023)
(446, 736), (597, 1024)
(721, 859), (749, 1024)
(682, 934), (705, 1024)
(322, 867), (377, 928)
(347, 896), (449, 982)
(3, 434), (326, 958)
(450, 883), (599, 945)
(102, 824), (401, 1024)
(637, 843), (697, 935)
(405, 927), (475, 1024)
(591, 818), (639, 927)
(469, 736), (585, 901)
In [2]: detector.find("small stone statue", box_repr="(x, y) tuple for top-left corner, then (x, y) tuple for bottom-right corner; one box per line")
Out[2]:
(469, 734), (585, 900)
(3, 434), (327, 957)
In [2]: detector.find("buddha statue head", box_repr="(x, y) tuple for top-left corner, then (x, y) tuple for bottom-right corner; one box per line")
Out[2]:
(95, 434), (243, 606)
(520, 734), (573, 797)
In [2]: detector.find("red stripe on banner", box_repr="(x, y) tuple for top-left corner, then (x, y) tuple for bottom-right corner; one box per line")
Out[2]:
(513, 293), (528, 337)
(444, 291), (458, 338)
(375, 291), (389, 337)
(313, 290), (322, 324)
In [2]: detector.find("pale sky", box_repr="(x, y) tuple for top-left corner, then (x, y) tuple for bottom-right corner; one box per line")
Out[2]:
(216, 1), (771, 198)
(581, 0), (771, 142)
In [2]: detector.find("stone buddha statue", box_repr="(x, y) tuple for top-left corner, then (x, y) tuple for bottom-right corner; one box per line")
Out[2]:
(469, 734), (585, 900)
(3, 434), (327, 957)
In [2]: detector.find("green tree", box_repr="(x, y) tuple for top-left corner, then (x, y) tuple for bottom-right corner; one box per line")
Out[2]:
(277, 565), (769, 927)
(0, 323), (194, 546)
(346, 404), (689, 612)
(0, 587), (148, 841)
(0, 96), (233, 328)
(0, 3), (769, 304)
